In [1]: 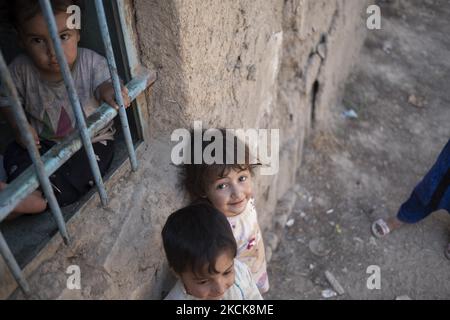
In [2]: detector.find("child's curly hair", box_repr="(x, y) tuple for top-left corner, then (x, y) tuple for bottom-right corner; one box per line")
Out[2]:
(183, 128), (260, 200)
(7, 0), (83, 30)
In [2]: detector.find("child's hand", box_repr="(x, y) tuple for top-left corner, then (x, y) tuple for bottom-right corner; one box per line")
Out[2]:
(16, 124), (40, 150)
(97, 81), (131, 110)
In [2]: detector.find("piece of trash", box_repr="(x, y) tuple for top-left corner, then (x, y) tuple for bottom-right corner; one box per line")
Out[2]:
(309, 238), (331, 257)
(299, 272), (309, 277)
(342, 109), (358, 119)
(296, 238), (305, 243)
(382, 42), (392, 54)
(300, 211), (307, 219)
(395, 295), (412, 300)
(335, 224), (342, 234)
(353, 237), (364, 244)
(326, 209), (334, 214)
(309, 264), (315, 270)
(408, 94), (425, 108)
(308, 196), (313, 203)
(325, 271), (345, 295)
(321, 289), (337, 299)
(329, 221), (335, 226)
(286, 219), (295, 227)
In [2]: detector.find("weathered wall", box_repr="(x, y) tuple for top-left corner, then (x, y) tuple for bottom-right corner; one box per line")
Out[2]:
(2, 0), (368, 299)
(136, 0), (368, 230)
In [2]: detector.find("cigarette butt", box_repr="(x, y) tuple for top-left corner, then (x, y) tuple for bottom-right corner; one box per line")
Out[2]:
(325, 271), (345, 295)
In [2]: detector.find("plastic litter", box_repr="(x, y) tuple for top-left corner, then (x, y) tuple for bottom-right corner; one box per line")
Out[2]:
(395, 295), (412, 300)
(342, 109), (358, 119)
(325, 271), (345, 295)
(321, 289), (337, 299)
(286, 219), (295, 227)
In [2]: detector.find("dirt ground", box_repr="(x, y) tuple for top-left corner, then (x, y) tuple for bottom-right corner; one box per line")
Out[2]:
(266, 0), (450, 300)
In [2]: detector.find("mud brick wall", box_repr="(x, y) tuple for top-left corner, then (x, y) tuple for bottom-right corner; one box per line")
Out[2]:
(1, 0), (368, 299)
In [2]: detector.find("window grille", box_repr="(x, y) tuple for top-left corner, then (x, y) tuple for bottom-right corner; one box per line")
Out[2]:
(0, 0), (155, 295)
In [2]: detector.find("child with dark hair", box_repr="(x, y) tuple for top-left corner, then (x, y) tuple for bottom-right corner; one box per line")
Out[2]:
(183, 129), (269, 294)
(162, 203), (262, 300)
(0, 0), (130, 216)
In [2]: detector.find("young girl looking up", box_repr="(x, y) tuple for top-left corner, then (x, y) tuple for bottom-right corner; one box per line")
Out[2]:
(183, 129), (269, 294)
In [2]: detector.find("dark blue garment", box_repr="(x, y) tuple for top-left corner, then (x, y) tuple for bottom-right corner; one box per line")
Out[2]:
(397, 139), (450, 223)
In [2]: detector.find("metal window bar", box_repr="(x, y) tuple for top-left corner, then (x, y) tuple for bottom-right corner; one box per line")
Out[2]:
(0, 232), (30, 294)
(0, 73), (151, 222)
(0, 0), (155, 295)
(39, 0), (109, 206)
(0, 51), (69, 296)
(94, 0), (138, 171)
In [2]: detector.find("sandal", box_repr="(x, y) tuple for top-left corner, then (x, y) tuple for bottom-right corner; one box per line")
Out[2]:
(371, 219), (391, 238)
(445, 243), (450, 260)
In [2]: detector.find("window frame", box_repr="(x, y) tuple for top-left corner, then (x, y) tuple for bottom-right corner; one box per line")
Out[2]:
(0, 0), (156, 298)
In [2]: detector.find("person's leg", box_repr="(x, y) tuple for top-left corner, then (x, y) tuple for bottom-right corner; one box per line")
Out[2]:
(372, 139), (450, 237)
(12, 190), (47, 214)
(2, 142), (49, 220)
(398, 140), (450, 223)
(396, 189), (435, 223)
(0, 182), (47, 220)
(4, 141), (34, 183)
(374, 172), (450, 252)
(372, 184), (436, 237)
(3, 139), (115, 208)
(433, 175), (450, 260)
(50, 139), (115, 207)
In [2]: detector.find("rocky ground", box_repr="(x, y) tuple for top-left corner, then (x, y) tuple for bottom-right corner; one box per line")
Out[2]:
(266, 0), (450, 300)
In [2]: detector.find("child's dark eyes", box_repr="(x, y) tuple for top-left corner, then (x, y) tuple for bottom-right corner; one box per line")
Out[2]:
(216, 183), (227, 190)
(239, 175), (247, 182)
(31, 37), (44, 44)
(60, 33), (70, 41)
(196, 280), (209, 285)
